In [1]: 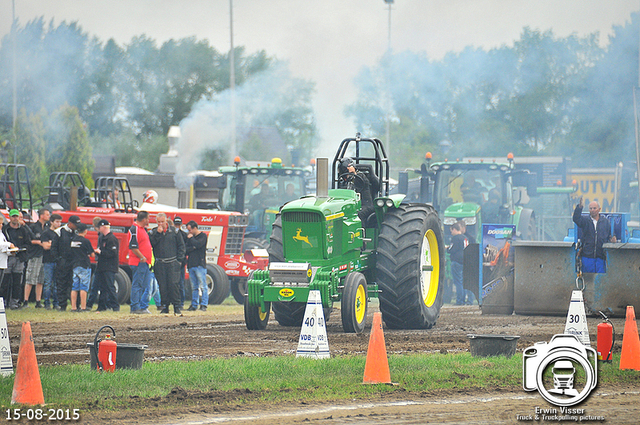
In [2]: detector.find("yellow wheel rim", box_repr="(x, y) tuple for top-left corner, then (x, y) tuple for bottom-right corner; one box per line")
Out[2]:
(355, 284), (366, 324)
(421, 229), (440, 307)
(258, 306), (268, 321)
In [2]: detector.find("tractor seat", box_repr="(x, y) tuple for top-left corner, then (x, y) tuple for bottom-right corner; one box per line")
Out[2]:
(354, 163), (380, 199)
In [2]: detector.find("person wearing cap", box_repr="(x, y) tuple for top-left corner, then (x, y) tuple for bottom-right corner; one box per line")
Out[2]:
(22, 208), (51, 309)
(55, 215), (80, 311)
(69, 223), (94, 311)
(337, 157), (374, 223)
(173, 216), (188, 308)
(1, 209), (32, 309)
(94, 219), (120, 312)
(185, 220), (208, 311)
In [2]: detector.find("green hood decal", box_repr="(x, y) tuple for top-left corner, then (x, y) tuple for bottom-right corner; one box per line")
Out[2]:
(444, 202), (481, 218)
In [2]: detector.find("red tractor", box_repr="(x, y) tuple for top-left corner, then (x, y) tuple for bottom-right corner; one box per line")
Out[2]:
(44, 173), (268, 305)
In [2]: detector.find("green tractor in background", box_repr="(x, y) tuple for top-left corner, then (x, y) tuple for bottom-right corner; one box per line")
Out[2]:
(218, 158), (311, 250)
(398, 153), (538, 245)
(429, 155), (538, 244)
(244, 134), (445, 333)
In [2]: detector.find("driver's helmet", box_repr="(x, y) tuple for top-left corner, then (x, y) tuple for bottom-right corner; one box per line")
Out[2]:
(338, 157), (355, 176)
(142, 189), (158, 204)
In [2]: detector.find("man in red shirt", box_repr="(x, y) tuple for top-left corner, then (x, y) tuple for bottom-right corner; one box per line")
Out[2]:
(128, 211), (153, 314)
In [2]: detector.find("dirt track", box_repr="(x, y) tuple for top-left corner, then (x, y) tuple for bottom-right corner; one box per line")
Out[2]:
(7, 304), (628, 366)
(4, 303), (638, 424)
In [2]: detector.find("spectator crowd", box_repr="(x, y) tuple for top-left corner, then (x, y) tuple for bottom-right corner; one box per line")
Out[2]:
(0, 209), (207, 316)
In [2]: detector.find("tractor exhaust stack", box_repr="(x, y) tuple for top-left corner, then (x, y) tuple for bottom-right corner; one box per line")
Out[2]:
(316, 157), (328, 198)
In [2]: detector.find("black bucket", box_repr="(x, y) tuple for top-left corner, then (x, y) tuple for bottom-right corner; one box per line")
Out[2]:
(87, 342), (148, 370)
(467, 334), (520, 358)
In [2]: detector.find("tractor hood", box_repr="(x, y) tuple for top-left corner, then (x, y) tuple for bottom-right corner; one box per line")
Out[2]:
(279, 189), (363, 263)
(443, 202), (481, 225)
(281, 189), (360, 219)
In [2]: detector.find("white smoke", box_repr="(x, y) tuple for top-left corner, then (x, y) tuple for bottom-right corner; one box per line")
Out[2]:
(175, 61), (304, 188)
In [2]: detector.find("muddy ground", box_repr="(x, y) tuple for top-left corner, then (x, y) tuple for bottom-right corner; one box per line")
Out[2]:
(4, 303), (639, 424)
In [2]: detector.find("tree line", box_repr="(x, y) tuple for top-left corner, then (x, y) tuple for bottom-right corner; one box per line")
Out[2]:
(2, 13), (638, 200)
(347, 13), (640, 169)
(0, 18), (316, 201)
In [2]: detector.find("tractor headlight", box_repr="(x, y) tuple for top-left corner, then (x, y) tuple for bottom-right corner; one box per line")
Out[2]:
(376, 199), (385, 207)
(463, 217), (477, 225)
(385, 199), (394, 208)
(443, 217), (456, 225)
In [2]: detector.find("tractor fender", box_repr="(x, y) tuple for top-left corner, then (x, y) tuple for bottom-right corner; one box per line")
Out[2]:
(373, 193), (406, 209)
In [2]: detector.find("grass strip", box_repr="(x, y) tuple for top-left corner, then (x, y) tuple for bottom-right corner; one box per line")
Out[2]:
(1, 353), (638, 411)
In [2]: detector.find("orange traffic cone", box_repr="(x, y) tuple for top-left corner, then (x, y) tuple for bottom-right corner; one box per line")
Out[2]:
(619, 306), (640, 371)
(363, 312), (391, 384)
(11, 322), (44, 405)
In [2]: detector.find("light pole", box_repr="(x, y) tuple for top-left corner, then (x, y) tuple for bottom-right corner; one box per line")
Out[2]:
(229, 0), (237, 158)
(636, 2), (640, 213)
(384, 1), (393, 145)
(385, 0), (393, 49)
(12, 0), (17, 132)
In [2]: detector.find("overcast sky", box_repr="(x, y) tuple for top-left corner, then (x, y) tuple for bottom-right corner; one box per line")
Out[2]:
(1, 0), (638, 154)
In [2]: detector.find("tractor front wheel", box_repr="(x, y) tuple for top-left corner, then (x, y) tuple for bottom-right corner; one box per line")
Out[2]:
(244, 296), (270, 330)
(341, 272), (368, 334)
(377, 203), (444, 329)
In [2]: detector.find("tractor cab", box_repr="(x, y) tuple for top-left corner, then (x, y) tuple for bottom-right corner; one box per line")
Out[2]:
(45, 173), (137, 213)
(431, 161), (514, 243)
(93, 176), (137, 213)
(395, 153), (539, 242)
(45, 172), (92, 211)
(332, 133), (389, 201)
(428, 156), (538, 243)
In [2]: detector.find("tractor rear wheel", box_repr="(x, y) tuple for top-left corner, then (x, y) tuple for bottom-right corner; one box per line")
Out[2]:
(115, 267), (131, 305)
(377, 203), (444, 329)
(230, 277), (248, 304)
(341, 272), (368, 333)
(268, 215), (331, 326)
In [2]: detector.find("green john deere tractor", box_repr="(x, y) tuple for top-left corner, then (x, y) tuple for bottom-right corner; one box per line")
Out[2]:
(218, 158), (311, 304)
(244, 134), (445, 333)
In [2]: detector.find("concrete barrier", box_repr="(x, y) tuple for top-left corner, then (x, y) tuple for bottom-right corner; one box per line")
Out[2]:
(513, 241), (640, 317)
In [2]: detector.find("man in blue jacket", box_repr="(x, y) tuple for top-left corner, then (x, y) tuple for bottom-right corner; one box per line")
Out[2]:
(572, 198), (616, 273)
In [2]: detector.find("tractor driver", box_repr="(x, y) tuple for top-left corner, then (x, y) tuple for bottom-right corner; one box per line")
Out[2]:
(338, 157), (374, 223)
(251, 182), (271, 209)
